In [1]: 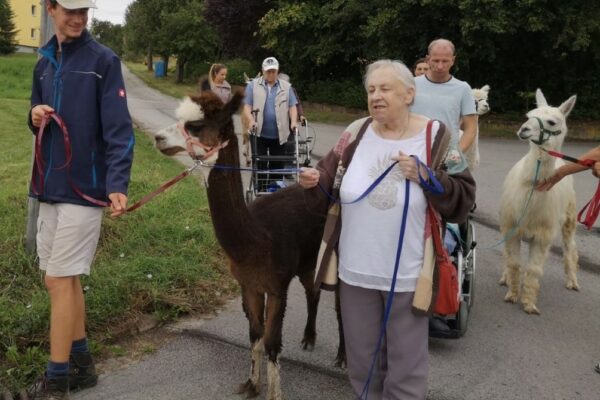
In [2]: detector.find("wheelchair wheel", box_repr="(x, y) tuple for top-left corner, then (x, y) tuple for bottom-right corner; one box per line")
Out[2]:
(465, 223), (476, 308)
(456, 300), (469, 337)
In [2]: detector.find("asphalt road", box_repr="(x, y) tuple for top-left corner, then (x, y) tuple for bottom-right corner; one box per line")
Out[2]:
(74, 66), (600, 400)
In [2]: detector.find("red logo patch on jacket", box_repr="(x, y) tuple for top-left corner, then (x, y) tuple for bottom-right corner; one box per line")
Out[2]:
(118, 88), (126, 98)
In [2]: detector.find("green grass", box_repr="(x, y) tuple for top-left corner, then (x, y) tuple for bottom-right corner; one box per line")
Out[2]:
(0, 54), (237, 394)
(125, 61), (199, 99)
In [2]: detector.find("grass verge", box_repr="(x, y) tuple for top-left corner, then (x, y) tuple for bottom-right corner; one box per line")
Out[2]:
(125, 61), (198, 99)
(0, 54), (237, 393)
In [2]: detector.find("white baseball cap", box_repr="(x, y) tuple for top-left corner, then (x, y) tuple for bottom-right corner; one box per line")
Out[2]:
(262, 57), (279, 71)
(55, 0), (98, 9)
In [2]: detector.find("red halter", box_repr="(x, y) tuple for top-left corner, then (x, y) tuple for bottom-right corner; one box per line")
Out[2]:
(176, 123), (229, 161)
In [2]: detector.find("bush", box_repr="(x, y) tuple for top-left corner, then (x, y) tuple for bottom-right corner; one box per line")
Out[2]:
(301, 79), (367, 110)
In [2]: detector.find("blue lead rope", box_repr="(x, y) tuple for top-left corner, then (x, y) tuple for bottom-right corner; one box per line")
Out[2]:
(209, 155), (443, 398)
(318, 156), (443, 205)
(359, 179), (410, 400)
(479, 158), (542, 250)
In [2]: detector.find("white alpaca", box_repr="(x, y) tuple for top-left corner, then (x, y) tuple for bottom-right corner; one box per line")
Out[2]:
(460, 84), (490, 170)
(498, 89), (579, 314)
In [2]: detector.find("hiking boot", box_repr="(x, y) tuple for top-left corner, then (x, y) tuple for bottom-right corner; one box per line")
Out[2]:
(24, 375), (69, 400)
(68, 353), (97, 391)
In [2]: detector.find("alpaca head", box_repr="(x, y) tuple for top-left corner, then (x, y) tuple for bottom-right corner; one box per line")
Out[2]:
(472, 85), (490, 115)
(154, 88), (244, 163)
(516, 88), (576, 149)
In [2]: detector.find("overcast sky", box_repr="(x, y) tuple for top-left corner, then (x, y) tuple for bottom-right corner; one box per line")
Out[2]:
(90, 0), (134, 25)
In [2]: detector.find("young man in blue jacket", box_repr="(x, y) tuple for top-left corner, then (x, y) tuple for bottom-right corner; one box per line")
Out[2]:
(26, 1), (135, 398)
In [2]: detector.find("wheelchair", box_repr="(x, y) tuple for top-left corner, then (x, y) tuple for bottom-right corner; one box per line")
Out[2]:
(429, 216), (477, 339)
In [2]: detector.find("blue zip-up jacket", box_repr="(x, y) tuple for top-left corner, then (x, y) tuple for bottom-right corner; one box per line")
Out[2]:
(28, 30), (134, 207)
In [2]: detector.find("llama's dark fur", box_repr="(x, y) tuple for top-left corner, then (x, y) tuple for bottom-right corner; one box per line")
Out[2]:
(174, 89), (344, 398)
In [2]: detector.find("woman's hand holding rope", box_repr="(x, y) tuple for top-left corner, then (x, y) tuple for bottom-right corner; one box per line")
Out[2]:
(391, 150), (429, 184)
(299, 168), (320, 189)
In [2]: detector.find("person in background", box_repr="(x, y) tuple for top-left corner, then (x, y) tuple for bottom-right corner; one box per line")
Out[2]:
(207, 63), (232, 104)
(412, 57), (429, 77)
(410, 39), (478, 334)
(535, 146), (600, 375)
(278, 72), (306, 126)
(243, 57), (298, 190)
(535, 145), (600, 190)
(25, 0), (135, 398)
(299, 59), (475, 399)
(411, 39), (477, 160)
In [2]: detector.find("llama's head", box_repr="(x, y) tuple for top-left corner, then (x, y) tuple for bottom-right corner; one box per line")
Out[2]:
(154, 88), (244, 163)
(472, 85), (490, 115)
(516, 89), (576, 149)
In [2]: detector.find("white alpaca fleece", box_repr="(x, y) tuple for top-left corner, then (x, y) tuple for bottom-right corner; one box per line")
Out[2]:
(175, 96), (204, 122)
(472, 84), (490, 116)
(498, 88), (579, 315)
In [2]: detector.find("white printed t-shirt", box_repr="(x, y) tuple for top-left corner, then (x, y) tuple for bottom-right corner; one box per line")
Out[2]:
(338, 121), (440, 293)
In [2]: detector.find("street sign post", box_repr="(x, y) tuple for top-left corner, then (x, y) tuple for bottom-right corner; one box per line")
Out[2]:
(25, 1), (53, 253)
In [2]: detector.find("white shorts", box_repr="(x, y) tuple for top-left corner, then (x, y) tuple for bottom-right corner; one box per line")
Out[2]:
(36, 202), (104, 277)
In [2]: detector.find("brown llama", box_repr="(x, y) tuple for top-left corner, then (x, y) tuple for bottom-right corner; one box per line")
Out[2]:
(154, 88), (344, 399)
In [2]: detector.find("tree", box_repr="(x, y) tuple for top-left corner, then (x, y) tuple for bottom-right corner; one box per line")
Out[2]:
(204, 0), (270, 61)
(257, 0), (600, 116)
(124, 0), (171, 71)
(158, 0), (217, 83)
(0, 0), (17, 55)
(90, 19), (124, 56)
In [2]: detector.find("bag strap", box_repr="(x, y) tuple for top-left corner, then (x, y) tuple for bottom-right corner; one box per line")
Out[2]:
(426, 120), (433, 167)
(425, 120), (448, 259)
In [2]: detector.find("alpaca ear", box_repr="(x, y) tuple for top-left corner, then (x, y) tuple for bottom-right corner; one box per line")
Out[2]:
(558, 95), (577, 118)
(481, 84), (490, 94)
(199, 77), (211, 92)
(535, 89), (548, 107)
(224, 89), (245, 116)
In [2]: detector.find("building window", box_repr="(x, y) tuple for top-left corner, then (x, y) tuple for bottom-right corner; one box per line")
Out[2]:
(31, 29), (36, 39)
(32, 5), (36, 16)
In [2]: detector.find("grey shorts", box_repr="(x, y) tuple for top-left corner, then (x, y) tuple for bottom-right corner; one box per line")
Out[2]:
(36, 202), (103, 277)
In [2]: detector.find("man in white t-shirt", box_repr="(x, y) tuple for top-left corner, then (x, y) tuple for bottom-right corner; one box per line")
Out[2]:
(411, 38), (477, 172)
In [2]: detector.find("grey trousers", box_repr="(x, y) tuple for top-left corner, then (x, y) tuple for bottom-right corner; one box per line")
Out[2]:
(340, 281), (429, 400)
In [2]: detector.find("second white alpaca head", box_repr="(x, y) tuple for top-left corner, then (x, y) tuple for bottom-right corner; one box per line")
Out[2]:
(516, 88), (576, 149)
(472, 84), (491, 115)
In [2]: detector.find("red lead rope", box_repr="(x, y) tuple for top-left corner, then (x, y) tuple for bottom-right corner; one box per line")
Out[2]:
(541, 148), (600, 229)
(32, 113), (196, 213)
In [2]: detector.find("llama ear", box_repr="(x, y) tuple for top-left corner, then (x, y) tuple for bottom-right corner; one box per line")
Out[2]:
(558, 95), (577, 118)
(224, 89), (245, 116)
(535, 89), (548, 107)
(481, 84), (490, 94)
(199, 77), (211, 92)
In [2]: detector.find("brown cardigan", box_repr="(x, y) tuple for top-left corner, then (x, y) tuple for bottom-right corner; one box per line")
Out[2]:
(304, 117), (476, 314)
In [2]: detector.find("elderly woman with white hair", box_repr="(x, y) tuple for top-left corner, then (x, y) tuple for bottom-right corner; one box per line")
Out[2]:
(299, 60), (475, 399)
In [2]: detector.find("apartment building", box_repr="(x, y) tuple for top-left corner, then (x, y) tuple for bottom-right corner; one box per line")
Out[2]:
(8, 0), (42, 52)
